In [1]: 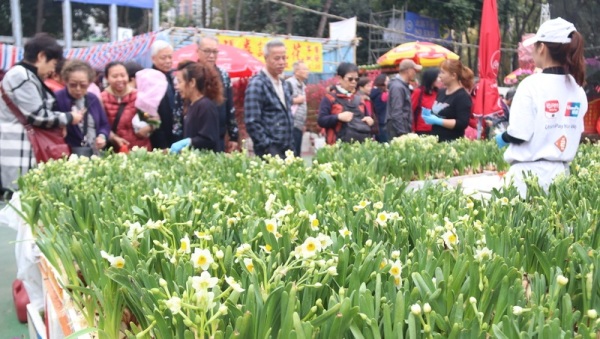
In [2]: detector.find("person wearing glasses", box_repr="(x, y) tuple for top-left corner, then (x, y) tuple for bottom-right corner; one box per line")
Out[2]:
(317, 62), (375, 144)
(148, 40), (184, 149)
(244, 39), (294, 158)
(0, 33), (83, 195)
(386, 59), (422, 140)
(197, 37), (239, 153)
(55, 59), (110, 152)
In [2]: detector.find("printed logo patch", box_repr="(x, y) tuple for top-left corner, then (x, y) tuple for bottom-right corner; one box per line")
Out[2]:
(555, 135), (567, 152)
(565, 102), (581, 117)
(545, 100), (559, 118)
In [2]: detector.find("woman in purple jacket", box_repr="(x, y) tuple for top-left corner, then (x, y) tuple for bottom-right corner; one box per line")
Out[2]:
(55, 59), (110, 152)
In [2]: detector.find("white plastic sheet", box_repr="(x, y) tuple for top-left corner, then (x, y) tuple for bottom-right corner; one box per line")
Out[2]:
(0, 192), (44, 311)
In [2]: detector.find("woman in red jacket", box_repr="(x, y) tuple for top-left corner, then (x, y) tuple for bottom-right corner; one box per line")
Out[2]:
(411, 68), (441, 135)
(101, 62), (152, 152)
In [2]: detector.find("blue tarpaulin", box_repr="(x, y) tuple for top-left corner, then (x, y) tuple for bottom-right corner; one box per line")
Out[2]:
(58, 0), (154, 9)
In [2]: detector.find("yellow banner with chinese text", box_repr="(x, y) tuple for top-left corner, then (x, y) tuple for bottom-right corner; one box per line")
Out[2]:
(217, 35), (323, 73)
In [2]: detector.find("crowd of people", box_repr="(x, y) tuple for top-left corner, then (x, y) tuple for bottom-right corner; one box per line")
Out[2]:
(0, 17), (590, 199)
(0, 33), (243, 196)
(316, 58), (477, 145)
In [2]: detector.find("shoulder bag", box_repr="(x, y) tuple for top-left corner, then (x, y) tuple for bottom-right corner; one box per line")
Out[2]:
(71, 98), (94, 157)
(0, 84), (70, 163)
(106, 102), (127, 152)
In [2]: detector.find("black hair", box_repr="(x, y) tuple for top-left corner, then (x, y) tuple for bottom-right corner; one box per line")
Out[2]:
(104, 61), (127, 80)
(336, 62), (359, 78)
(124, 61), (143, 80)
(505, 87), (517, 101)
(374, 73), (388, 88)
(23, 33), (63, 63)
(421, 67), (440, 95)
(357, 77), (371, 89)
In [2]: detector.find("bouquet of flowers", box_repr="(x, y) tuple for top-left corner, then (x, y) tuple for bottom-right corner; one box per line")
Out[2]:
(132, 68), (167, 132)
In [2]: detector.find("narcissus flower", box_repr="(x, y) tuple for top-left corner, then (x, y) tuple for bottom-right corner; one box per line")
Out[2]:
(100, 250), (125, 268)
(376, 212), (390, 226)
(165, 296), (182, 314)
(389, 259), (402, 278)
(442, 230), (459, 249)
(339, 227), (352, 239)
(243, 258), (254, 272)
(309, 213), (320, 231)
(264, 218), (278, 234)
(301, 237), (322, 259)
(225, 276), (245, 293)
(179, 235), (191, 254)
(474, 247), (493, 262)
(260, 244), (272, 253)
(192, 271), (218, 291)
(191, 248), (214, 270)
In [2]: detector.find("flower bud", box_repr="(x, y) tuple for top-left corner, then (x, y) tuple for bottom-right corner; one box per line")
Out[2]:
(411, 303), (421, 316)
(219, 305), (228, 315)
(423, 303), (432, 313)
(512, 306), (524, 315)
(159, 278), (168, 287)
(557, 274), (569, 286)
(469, 297), (477, 304)
(183, 318), (194, 327)
(216, 250), (224, 259)
(588, 309), (598, 319)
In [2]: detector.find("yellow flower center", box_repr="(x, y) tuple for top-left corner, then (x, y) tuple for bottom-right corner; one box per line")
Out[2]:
(311, 219), (319, 227)
(390, 267), (400, 276)
(306, 242), (316, 252)
(266, 223), (275, 233)
(246, 263), (254, 272)
(197, 255), (207, 266)
(265, 244), (272, 251)
(113, 258), (125, 269)
(449, 234), (457, 244)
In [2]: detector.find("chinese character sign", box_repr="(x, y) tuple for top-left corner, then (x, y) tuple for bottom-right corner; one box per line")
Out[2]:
(217, 35), (323, 73)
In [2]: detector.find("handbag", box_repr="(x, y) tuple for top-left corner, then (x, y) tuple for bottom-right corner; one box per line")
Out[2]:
(71, 98), (94, 157)
(0, 84), (70, 163)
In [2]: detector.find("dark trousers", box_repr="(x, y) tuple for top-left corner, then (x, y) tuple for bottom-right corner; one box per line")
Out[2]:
(254, 143), (292, 159)
(292, 128), (303, 157)
(375, 125), (388, 143)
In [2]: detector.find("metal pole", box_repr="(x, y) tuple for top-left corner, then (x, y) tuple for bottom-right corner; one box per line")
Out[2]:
(10, 0), (23, 47)
(153, 0), (160, 31)
(62, 0), (73, 49)
(110, 4), (118, 42)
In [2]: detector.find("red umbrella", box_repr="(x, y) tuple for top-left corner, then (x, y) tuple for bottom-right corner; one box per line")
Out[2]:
(472, 0), (502, 137)
(172, 44), (264, 78)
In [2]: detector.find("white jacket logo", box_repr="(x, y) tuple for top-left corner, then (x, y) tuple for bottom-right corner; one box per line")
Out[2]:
(544, 100), (559, 118)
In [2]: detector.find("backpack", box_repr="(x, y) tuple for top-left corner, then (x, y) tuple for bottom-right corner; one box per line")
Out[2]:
(323, 90), (372, 145)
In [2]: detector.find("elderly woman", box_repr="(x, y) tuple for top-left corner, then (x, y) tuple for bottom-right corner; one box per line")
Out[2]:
(0, 33), (83, 194)
(55, 59), (110, 153)
(317, 62), (375, 144)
